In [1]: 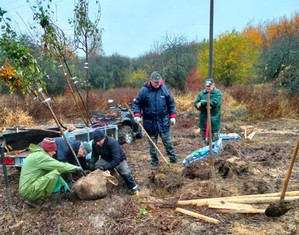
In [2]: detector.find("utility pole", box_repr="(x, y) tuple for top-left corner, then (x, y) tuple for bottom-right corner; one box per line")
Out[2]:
(208, 0), (214, 78)
(207, 0), (218, 196)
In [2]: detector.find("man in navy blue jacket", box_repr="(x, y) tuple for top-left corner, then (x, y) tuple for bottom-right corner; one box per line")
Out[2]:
(89, 129), (139, 195)
(133, 71), (178, 169)
(51, 137), (91, 184)
(54, 137), (91, 169)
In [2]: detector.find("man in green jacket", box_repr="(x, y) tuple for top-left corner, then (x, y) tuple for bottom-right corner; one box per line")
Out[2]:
(194, 78), (222, 145)
(19, 137), (82, 206)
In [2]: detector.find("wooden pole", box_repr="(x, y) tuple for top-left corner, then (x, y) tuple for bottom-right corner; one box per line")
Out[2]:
(177, 191), (299, 206)
(206, 94), (217, 195)
(175, 207), (220, 224)
(218, 208), (265, 214)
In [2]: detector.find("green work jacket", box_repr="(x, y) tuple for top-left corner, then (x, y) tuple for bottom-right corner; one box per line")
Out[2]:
(194, 87), (222, 131)
(19, 144), (78, 201)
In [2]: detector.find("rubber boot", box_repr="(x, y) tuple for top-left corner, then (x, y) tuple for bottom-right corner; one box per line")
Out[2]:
(43, 192), (62, 209)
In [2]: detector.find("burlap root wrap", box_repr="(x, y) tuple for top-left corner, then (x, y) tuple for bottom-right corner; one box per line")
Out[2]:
(71, 169), (118, 200)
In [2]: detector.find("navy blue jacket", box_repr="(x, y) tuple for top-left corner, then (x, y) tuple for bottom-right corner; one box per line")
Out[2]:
(133, 81), (176, 135)
(54, 137), (81, 165)
(90, 136), (126, 171)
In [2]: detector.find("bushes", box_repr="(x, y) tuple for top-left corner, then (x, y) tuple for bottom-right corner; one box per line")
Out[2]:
(0, 86), (297, 127)
(229, 84), (296, 120)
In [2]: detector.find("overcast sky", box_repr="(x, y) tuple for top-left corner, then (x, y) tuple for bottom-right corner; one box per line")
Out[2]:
(2, 0), (298, 58)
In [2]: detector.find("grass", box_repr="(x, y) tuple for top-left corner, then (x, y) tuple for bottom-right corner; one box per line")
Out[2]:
(0, 85), (298, 127)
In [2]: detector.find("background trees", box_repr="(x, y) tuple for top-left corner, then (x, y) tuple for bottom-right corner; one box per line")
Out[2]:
(256, 14), (299, 95)
(197, 30), (260, 87)
(1, 4), (298, 98)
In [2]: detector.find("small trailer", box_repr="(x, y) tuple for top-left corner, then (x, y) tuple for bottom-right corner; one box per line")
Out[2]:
(0, 124), (118, 169)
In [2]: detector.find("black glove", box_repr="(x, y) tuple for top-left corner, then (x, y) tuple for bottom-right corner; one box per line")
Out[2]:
(97, 165), (105, 171)
(89, 163), (95, 171)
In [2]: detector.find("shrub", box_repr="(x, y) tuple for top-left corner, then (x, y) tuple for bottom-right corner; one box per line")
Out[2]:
(0, 107), (34, 127)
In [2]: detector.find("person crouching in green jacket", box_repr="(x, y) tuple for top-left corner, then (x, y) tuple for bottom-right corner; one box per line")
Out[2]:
(19, 137), (82, 207)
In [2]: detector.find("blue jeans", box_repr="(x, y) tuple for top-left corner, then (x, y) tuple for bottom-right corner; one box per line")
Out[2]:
(95, 158), (138, 191)
(148, 131), (177, 167)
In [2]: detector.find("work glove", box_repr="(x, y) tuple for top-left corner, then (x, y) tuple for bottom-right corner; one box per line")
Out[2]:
(134, 117), (141, 123)
(201, 100), (207, 106)
(64, 183), (71, 192)
(196, 102), (201, 110)
(97, 165), (105, 171)
(89, 163), (95, 171)
(76, 166), (84, 172)
(170, 118), (176, 125)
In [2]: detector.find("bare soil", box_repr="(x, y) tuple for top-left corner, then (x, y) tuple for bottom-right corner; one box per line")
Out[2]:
(1, 114), (299, 235)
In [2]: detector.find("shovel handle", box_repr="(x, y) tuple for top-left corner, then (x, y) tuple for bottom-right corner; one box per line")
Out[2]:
(125, 103), (171, 167)
(280, 136), (299, 201)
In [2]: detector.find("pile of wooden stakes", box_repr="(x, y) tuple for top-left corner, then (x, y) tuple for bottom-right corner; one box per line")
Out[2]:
(175, 191), (299, 224)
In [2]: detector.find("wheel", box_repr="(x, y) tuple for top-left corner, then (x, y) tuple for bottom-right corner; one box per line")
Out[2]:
(118, 125), (134, 145)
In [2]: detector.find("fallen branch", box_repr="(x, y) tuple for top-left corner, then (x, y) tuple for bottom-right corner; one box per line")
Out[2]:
(175, 207), (220, 224)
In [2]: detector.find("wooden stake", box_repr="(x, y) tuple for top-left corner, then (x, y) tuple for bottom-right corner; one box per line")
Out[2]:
(208, 202), (254, 210)
(175, 207), (220, 224)
(196, 196), (299, 206)
(218, 208), (265, 214)
(177, 191), (299, 206)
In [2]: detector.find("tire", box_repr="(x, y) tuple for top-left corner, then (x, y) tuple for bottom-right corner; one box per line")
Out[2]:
(119, 125), (134, 145)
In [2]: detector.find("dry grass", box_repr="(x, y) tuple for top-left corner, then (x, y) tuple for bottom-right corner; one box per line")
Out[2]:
(173, 90), (196, 113)
(0, 86), (297, 127)
(0, 107), (34, 127)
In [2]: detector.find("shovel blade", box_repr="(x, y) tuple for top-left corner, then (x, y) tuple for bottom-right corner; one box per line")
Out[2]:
(265, 201), (292, 217)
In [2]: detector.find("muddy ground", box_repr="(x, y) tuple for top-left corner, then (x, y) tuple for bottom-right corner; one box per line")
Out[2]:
(1, 114), (299, 235)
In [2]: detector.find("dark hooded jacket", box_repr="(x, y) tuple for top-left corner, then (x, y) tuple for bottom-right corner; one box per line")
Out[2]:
(54, 137), (81, 164)
(133, 81), (176, 135)
(90, 136), (126, 171)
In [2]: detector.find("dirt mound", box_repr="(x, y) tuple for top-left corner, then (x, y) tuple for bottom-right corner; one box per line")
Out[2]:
(1, 117), (299, 234)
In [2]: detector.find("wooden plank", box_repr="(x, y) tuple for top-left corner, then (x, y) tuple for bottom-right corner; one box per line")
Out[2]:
(175, 207), (220, 224)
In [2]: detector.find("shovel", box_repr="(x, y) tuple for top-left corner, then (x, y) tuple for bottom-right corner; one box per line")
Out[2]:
(265, 136), (299, 217)
(125, 103), (172, 168)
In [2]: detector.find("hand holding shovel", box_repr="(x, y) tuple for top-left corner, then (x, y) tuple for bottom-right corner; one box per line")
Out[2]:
(125, 103), (172, 169)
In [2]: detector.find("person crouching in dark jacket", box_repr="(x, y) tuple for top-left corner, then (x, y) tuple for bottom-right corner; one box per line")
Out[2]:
(89, 128), (139, 195)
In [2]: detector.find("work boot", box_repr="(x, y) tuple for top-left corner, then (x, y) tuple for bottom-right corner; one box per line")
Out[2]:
(50, 192), (61, 203)
(24, 199), (44, 208)
(42, 192), (62, 210)
(130, 185), (141, 197)
(151, 164), (159, 170)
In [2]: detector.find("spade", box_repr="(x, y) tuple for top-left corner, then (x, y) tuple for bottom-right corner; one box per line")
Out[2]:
(265, 136), (299, 217)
